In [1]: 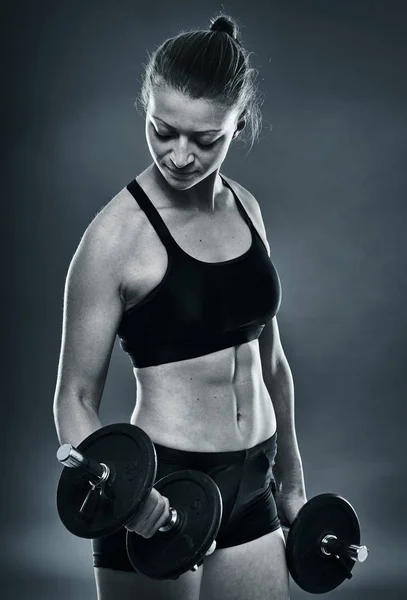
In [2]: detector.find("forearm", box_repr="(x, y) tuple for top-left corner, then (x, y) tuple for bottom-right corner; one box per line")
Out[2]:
(54, 396), (103, 448)
(274, 429), (306, 496)
(265, 359), (306, 495)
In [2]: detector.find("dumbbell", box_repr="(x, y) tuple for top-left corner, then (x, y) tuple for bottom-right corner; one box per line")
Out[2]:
(56, 423), (223, 580)
(280, 493), (369, 594)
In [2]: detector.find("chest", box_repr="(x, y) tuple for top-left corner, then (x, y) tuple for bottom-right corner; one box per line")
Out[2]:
(122, 189), (258, 310)
(161, 197), (252, 260)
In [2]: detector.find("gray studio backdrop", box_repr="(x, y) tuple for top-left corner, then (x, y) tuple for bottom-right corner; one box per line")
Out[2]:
(5, 1), (407, 599)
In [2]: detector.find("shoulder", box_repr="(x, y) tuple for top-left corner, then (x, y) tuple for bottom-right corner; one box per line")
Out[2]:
(221, 173), (266, 224)
(221, 173), (255, 203)
(221, 173), (270, 255)
(69, 184), (141, 283)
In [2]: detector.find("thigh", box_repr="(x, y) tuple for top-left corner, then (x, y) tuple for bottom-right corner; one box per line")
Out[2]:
(200, 528), (290, 600)
(92, 453), (206, 600)
(95, 565), (203, 600)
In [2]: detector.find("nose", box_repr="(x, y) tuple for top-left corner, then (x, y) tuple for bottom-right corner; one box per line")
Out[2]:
(171, 158), (191, 169)
(170, 138), (194, 169)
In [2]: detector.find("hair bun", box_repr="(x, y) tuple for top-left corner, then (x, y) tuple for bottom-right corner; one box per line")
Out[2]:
(210, 16), (238, 40)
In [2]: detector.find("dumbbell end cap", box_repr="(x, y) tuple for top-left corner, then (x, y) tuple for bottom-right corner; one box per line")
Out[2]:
(355, 545), (369, 563)
(57, 444), (74, 463)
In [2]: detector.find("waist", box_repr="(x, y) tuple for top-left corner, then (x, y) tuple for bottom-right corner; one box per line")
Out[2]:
(130, 340), (277, 451)
(152, 430), (278, 467)
(131, 397), (277, 452)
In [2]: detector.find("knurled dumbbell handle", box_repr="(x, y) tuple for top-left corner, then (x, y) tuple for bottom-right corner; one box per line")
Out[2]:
(321, 534), (369, 563)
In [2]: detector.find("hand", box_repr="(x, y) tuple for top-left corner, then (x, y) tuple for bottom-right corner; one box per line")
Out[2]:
(125, 488), (171, 538)
(274, 490), (308, 528)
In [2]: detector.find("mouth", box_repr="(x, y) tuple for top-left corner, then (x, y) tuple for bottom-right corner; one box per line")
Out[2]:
(166, 165), (196, 178)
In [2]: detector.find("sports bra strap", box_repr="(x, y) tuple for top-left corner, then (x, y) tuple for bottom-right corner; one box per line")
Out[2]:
(126, 179), (177, 250)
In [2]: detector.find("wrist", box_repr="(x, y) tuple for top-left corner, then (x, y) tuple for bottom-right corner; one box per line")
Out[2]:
(275, 487), (307, 499)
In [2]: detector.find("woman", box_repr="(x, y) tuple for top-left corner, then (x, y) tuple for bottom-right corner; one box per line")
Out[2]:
(53, 13), (307, 600)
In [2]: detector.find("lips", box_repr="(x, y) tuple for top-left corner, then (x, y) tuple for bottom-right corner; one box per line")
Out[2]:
(166, 166), (195, 177)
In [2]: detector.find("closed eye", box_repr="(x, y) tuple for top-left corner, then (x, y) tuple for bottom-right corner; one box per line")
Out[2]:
(153, 129), (217, 149)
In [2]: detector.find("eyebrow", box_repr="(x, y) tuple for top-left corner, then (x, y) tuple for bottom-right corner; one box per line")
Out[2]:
(152, 116), (222, 134)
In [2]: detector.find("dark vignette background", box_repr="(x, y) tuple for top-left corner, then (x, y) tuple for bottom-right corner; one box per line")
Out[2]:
(4, 1), (407, 598)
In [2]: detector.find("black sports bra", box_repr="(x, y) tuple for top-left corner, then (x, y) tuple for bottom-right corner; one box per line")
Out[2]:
(117, 175), (282, 368)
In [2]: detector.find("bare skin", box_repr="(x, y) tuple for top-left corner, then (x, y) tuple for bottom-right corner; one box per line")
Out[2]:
(54, 89), (291, 599)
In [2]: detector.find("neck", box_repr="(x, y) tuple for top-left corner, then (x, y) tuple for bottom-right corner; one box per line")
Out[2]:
(150, 163), (224, 214)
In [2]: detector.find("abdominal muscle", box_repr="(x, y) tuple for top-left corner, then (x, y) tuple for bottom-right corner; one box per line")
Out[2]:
(129, 338), (277, 452)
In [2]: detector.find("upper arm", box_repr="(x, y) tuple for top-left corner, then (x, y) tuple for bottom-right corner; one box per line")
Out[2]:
(258, 316), (286, 381)
(54, 218), (126, 412)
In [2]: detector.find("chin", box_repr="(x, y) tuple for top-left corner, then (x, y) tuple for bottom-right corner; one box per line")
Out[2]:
(162, 164), (200, 187)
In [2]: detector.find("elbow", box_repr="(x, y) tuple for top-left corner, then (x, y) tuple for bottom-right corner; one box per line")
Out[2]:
(53, 388), (71, 428)
(263, 353), (290, 389)
(52, 389), (101, 448)
(53, 381), (100, 418)
(53, 395), (71, 445)
(53, 392), (63, 431)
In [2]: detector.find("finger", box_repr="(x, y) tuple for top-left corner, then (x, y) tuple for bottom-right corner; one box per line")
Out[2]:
(127, 493), (168, 537)
(141, 495), (170, 538)
(150, 495), (171, 532)
(125, 492), (160, 533)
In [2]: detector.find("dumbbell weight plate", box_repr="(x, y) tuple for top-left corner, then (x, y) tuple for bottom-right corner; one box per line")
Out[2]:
(57, 424), (157, 539)
(126, 469), (223, 580)
(286, 493), (361, 594)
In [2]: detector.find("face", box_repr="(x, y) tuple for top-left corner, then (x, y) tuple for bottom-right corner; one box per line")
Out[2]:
(145, 86), (240, 189)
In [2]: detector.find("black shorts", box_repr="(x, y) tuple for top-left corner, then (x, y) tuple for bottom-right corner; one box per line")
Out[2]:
(92, 431), (280, 571)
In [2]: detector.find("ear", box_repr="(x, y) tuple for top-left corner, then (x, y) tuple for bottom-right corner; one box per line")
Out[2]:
(233, 116), (246, 139)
